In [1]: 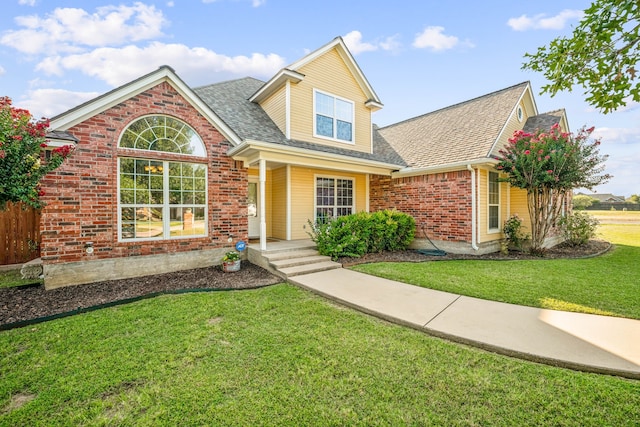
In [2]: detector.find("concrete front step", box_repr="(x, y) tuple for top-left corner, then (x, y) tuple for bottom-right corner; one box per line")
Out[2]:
(263, 249), (321, 262)
(270, 255), (333, 269)
(278, 260), (342, 278)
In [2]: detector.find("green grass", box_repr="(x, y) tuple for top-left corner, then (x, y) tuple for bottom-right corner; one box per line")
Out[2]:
(0, 269), (42, 289)
(1, 285), (638, 425)
(352, 216), (640, 320)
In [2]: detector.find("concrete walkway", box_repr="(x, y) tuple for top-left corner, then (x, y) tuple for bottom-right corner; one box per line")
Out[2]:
(290, 268), (640, 379)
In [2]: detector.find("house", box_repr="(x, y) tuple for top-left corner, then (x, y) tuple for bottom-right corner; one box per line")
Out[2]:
(41, 37), (569, 288)
(373, 87), (569, 254)
(575, 192), (626, 203)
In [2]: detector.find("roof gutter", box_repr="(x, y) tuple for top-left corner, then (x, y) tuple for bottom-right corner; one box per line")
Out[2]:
(392, 158), (496, 178)
(228, 139), (403, 171)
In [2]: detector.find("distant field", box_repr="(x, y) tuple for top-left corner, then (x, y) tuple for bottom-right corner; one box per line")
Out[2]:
(587, 209), (640, 224)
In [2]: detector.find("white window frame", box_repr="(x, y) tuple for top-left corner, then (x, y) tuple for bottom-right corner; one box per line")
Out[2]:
(118, 114), (207, 157)
(117, 158), (208, 242)
(313, 89), (355, 144)
(314, 175), (355, 223)
(488, 171), (500, 233)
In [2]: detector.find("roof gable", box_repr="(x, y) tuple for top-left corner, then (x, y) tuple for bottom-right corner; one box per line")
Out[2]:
(49, 66), (241, 145)
(250, 37), (382, 108)
(377, 82), (531, 171)
(523, 109), (569, 133)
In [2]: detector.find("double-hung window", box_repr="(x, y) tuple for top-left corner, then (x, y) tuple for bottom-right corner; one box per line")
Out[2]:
(488, 171), (500, 231)
(314, 90), (354, 143)
(315, 177), (354, 223)
(118, 115), (207, 241)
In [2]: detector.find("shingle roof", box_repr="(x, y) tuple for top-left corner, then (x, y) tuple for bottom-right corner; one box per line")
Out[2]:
(376, 82), (529, 169)
(523, 109), (565, 133)
(194, 78), (405, 166)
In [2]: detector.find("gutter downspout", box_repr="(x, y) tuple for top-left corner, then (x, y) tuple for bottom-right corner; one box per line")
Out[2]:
(467, 164), (479, 251)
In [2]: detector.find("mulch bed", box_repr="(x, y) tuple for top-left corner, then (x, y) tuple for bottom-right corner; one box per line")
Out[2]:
(0, 240), (611, 328)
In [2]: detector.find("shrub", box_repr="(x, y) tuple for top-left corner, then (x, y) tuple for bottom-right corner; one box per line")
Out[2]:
(502, 214), (529, 252)
(559, 211), (599, 247)
(307, 210), (416, 259)
(0, 96), (74, 209)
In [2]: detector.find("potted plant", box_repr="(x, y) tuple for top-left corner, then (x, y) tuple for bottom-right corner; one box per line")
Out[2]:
(221, 251), (241, 272)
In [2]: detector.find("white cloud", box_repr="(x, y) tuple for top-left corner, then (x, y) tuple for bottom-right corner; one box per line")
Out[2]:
(20, 88), (101, 118)
(0, 65), (5, 76)
(35, 42), (287, 86)
(507, 9), (583, 31)
(202, 0), (264, 5)
(593, 126), (640, 145)
(412, 26), (459, 51)
(18, 0), (36, 6)
(1, 3), (166, 55)
(343, 31), (378, 55)
(343, 30), (401, 55)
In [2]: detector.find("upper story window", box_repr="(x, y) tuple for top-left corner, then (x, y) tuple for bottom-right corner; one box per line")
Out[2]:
(314, 90), (354, 143)
(119, 115), (206, 157)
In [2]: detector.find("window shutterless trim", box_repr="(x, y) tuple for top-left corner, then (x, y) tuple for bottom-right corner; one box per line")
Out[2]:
(313, 89), (355, 144)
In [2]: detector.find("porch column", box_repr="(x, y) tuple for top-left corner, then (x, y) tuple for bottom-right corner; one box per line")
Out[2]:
(259, 159), (267, 251)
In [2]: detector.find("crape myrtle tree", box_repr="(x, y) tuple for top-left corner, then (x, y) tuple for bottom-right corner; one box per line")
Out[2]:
(496, 124), (610, 254)
(523, 0), (640, 113)
(0, 96), (74, 210)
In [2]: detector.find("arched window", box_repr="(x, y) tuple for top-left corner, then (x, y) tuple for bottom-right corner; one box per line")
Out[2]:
(119, 115), (206, 157)
(118, 115), (207, 241)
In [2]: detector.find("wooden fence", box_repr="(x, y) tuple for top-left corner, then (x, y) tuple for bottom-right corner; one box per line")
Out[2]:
(0, 203), (41, 265)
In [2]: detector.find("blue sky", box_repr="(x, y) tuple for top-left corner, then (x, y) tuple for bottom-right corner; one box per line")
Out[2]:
(1, 0), (638, 197)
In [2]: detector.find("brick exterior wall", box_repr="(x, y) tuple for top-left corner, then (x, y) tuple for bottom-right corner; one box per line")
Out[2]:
(40, 82), (248, 266)
(369, 171), (473, 242)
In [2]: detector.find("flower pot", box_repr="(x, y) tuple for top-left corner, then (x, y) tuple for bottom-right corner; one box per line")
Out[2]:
(222, 260), (241, 272)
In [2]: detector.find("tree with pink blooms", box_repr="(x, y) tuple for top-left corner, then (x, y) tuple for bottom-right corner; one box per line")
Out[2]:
(496, 124), (610, 254)
(0, 96), (74, 210)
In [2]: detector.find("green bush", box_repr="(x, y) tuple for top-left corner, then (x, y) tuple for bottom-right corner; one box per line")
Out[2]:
(559, 211), (600, 247)
(502, 214), (529, 251)
(307, 210), (416, 259)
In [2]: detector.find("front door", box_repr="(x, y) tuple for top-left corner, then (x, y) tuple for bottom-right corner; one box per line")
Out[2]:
(248, 181), (259, 238)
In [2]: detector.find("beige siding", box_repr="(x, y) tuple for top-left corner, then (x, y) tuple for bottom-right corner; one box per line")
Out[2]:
(289, 48), (372, 154)
(508, 186), (532, 236)
(478, 168), (509, 244)
(271, 167), (287, 239)
(489, 89), (537, 157)
(289, 166), (368, 240)
(260, 85), (287, 135)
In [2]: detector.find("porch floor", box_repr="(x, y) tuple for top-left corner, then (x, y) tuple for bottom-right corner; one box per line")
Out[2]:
(248, 239), (316, 253)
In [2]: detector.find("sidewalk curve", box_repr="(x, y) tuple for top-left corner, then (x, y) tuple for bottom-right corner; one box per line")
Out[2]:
(290, 268), (640, 379)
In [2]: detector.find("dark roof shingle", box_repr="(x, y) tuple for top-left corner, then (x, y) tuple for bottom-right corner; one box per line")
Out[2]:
(377, 82), (529, 169)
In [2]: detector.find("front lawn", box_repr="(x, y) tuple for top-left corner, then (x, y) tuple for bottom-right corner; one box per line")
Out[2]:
(352, 219), (640, 320)
(1, 285), (638, 425)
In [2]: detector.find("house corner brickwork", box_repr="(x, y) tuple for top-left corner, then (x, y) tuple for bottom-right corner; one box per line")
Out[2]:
(40, 82), (248, 280)
(369, 171), (473, 243)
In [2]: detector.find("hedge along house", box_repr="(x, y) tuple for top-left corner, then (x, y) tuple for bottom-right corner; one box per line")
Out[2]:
(41, 37), (569, 288)
(374, 84), (569, 254)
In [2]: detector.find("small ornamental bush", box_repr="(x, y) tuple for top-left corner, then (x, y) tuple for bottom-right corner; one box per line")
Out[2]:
(559, 211), (600, 247)
(0, 96), (74, 209)
(502, 214), (529, 252)
(307, 210), (416, 259)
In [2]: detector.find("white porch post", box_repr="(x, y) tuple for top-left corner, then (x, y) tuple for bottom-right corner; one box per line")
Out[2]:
(259, 159), (267, 251)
